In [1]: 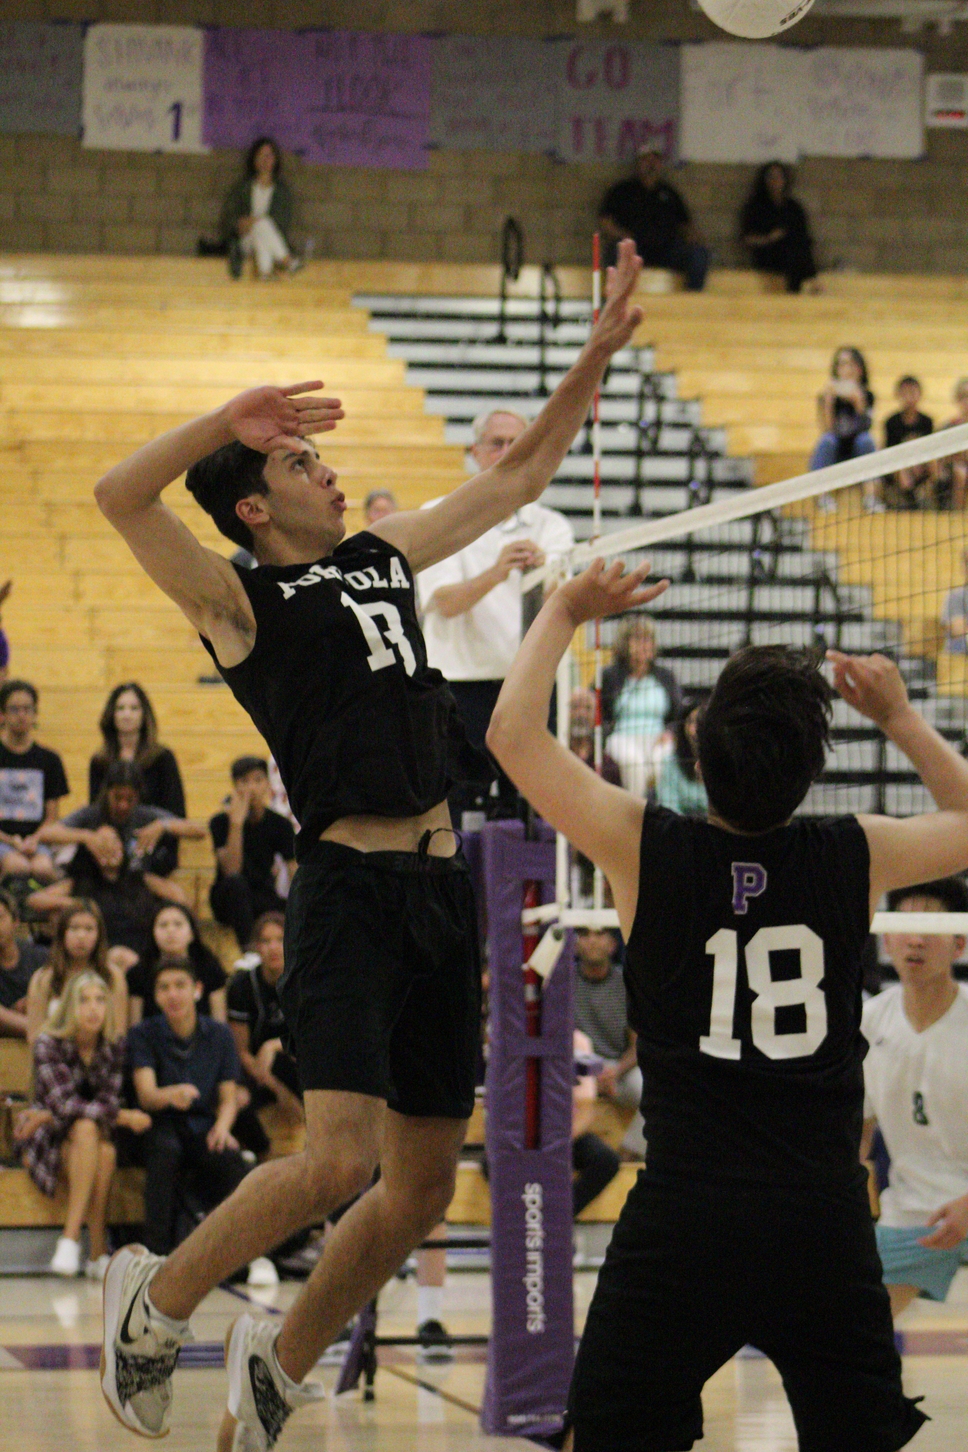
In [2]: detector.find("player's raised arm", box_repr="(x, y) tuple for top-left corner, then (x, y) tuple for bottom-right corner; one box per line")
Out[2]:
(94, 383), (342, 660)
(827, 650), (968, 911)
(372, 241), (645, 574)
(487, 559), (668, 935)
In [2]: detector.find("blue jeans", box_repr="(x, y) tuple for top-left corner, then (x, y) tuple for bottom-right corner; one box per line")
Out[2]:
(810, 431), (877, 470)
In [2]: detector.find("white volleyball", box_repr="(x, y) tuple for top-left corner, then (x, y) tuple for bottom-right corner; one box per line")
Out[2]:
(697, 0), (816, 40)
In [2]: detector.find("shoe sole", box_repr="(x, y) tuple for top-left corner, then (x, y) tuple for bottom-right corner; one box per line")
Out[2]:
(100, 1244), (169, 1439)
(217, 1316), (243, 1452)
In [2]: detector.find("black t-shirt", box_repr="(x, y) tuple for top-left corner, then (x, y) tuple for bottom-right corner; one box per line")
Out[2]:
(0, 741), (69, 838)
(0, 939), (48, 1009)
(127, 945), (227, 1018)
(741, 194), (812, 250)
(600, 177), (690, 263)
(625, 807), (871, 1189)
(210, 807), (294, 895)
(227, 965), (287, 1054)
(127, 1012), (240, 1133)
(89, 747), (186, 818)
(884, 409), (933, 450)
(199, 533), (487, 859)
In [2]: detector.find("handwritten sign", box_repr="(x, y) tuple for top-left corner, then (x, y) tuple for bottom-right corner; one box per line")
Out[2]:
(801, 48), (923, 158)
(680, 43), (800, 163)
(204, 29), (431, 170)
(0, 23), (82, 136)
(552, 41), (680, 163)
(430, 37), (558, 153)
(82, 24), (205, 152)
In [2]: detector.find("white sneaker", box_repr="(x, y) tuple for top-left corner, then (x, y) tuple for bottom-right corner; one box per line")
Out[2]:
(50, 1236), (81, 1277)
(85, 1254), (111, 1283)
(100, 1245), (192, 1438)
(247, 1257), (279, 1288)
(219, 1313), (324, 1452)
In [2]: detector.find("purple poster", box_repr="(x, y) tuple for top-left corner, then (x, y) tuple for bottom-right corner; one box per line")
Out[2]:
(203, 28), (431, 169)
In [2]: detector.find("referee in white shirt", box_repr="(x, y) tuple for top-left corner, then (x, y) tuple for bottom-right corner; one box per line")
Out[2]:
(418, 409), (574, 818)
(862, 876), (968, 1318)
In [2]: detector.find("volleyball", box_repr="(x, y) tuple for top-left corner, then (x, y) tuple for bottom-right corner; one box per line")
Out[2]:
(697, 0), (816, 39)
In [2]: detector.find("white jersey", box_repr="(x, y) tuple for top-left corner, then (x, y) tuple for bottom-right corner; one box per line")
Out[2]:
(862, 983), (968, 1227)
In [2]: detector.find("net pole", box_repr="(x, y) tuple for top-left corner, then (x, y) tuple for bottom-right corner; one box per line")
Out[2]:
(555, 646), (572, 907)
(591, 233), (605, 913)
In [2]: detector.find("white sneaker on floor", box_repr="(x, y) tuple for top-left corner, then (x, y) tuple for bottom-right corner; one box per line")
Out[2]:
(247, 1257), (279, 1288)
(50, 1236), (81, 1277)
(85, 1253), (111, 1282)
(219, 1313), (324, 1452)
(100, 1244), (192, 1438)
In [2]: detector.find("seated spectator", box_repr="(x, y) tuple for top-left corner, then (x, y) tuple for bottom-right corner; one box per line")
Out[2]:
(573, 1028), (621, 1218)
(936, 377), (968, 512)
(602, 618), (681, 799)
(740, 162), (819, 295)
(128, 957), (273, 1283)
(26, 899), (128, 1045)
(89, 682), (186, 817)
(654, 692), (709, 817)
(364, 489), (398, 526)
(811, 347), (878, 513)
(599, 145), (709, 292)
(31, 761), (203, 959)
(210, 757), (295, 949)
(15, 971), (150, 1279)
(227, 911), (301, 1127)
(942, 548), (968, 655)
(883, 377), (935, 510)
(0, 886), (47, 1038)
(573, 927), (644, 1157)
(569, 689), (621, 785)
(0, 578), (11, 686)
(127, 901), (227, 1025)
(0, 678), (67, 885)
(221, 136), (301, 282)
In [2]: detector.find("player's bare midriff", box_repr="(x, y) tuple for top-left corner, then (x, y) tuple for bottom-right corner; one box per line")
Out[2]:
(320, 798), (457, 856)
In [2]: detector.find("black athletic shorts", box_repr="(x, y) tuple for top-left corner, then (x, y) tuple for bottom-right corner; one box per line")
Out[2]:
(278, 839), (481, 1118)
(569, 1170), (928, 1452)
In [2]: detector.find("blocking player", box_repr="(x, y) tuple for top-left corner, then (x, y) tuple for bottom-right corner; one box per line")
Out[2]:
(95, 243), (647, 1451)
(863, 876), (968, 1318)
(487, 559), (966, 1451)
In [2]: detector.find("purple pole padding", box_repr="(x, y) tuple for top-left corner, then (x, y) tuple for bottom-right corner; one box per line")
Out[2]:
(480, 820), (575, 1439)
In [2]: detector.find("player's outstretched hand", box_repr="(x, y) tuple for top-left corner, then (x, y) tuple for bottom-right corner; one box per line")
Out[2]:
(590, 239), (644, 357)
(826, 650), (911, 730)
(224, 381), (344, 454)
(557, 558), (669, 628)
(919, 1193), (968, 1250)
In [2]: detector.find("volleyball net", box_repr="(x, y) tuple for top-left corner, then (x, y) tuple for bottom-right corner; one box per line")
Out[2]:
(528, 415), (968, 938)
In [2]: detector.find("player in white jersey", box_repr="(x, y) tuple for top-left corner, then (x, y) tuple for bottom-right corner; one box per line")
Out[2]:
(862, 875), (968, 1316)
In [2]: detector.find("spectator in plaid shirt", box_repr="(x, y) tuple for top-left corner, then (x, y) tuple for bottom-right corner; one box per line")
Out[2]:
(16, 971), (151, 1278)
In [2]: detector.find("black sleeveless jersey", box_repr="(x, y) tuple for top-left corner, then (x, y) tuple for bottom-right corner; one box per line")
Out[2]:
(625, 807), (871, 1188)
(199, 532), (487, 860)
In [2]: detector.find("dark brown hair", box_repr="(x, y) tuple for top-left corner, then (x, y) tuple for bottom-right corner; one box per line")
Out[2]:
(47, 899), (111, 998)
(93, 682), (161, 771)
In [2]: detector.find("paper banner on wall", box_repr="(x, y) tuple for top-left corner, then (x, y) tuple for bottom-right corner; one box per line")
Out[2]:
(429, 37), (558, 152)
(800, 47), (924, 158)
(680, 43), (800, 163)
(0, 23), (83, 136)
(552, 40), (680, 164)
(204, 29), (431, 170)
(82, 24), (206, 152)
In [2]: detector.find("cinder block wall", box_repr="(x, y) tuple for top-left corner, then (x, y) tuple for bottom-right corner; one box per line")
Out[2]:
(0, 0), (966, 273)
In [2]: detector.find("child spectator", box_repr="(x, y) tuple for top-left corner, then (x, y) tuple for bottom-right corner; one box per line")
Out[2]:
(89, 683), (186, 818)
(127, 902), (227, 1025)
(227, 911), (301, 1128)
(942, 549), (968, 655)
(654, 693), (709, 817)
(26, 900), (128, 1046)
(811, 348), (878, 513)
(740, 161), (819, 295)
(883, 377), (935, 510)
(573, 927), (644, 1157)
(16, 971), (150, 1278)
(127, 957), (267, 1274)
(209, 757), (295, 949)
(0, 578), (11, 685)
(220, 137), (301, 281)
(602, 618), (681, 799)
(0, 679), (67, 885)
(0, 886), (47, 1038)
(937, 377), (968, 512)
(862, 878), (968, 1318)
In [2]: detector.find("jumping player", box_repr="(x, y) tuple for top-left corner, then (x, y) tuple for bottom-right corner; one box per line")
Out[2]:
(95, 242), (647, 1451)
(487, 559), (968, 1451)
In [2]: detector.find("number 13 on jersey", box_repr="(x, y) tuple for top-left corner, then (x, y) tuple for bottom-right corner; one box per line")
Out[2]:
(700, 925), (828, 1061)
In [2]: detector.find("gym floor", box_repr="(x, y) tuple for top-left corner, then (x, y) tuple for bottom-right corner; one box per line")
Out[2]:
(0, 1266), (965, 1451)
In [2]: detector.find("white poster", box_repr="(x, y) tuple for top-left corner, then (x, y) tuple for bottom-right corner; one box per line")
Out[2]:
(680, 43), (799, 163)
(430, 37), (558, 153)
(83, 23), (206, 153)
(801, 47), (924, 158)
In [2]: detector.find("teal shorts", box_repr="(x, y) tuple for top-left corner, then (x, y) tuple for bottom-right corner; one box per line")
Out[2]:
(875, 1222), (968, 1302)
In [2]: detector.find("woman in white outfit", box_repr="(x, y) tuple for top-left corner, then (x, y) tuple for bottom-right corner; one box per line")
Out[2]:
(220, 137), (301, 281)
